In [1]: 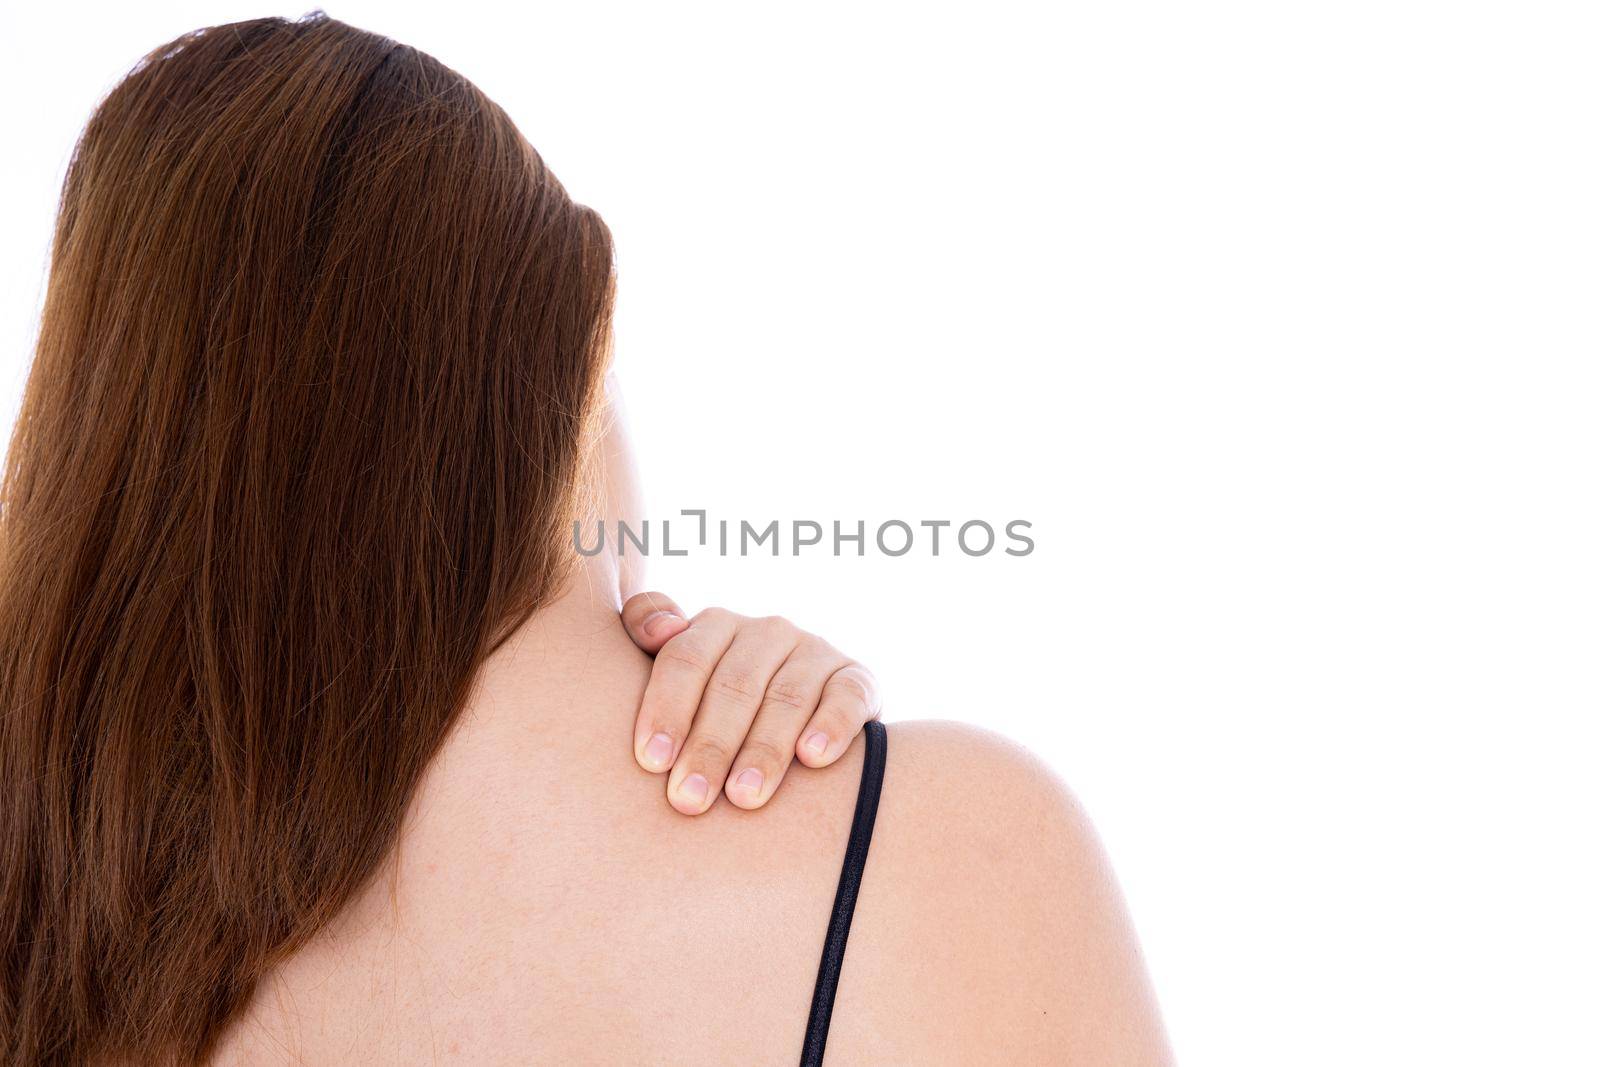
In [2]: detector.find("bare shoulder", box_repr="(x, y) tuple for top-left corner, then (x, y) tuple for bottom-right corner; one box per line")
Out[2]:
(821, 720), (1174, 1066)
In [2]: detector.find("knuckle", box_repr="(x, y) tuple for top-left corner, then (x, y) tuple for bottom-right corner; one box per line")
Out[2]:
(684, 734), (735, 769)
(757, 614), (799, 639)
(825, 669), (873, 706)
(708, 665), (761, 701)
(738, 738), (790, 769)
(695, 606), (736, 626)
(761, 676), (812, 711)
(657, 639), (714, 674)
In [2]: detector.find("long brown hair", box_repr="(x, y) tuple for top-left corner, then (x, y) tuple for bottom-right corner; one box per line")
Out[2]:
(0, 14), (614, 1063)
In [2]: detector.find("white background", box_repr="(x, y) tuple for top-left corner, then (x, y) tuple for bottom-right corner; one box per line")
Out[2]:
(3, 3), (1596, 1064)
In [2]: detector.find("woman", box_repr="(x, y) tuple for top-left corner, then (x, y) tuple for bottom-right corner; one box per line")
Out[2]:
(0, 15), (1171, 1065)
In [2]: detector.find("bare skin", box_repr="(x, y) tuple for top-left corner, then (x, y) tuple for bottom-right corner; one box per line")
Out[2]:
(214, 546), (1171, 1064)
(214, 386), (1172, 1063)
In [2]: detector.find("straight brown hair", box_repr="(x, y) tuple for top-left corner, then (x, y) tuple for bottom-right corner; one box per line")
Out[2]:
(0, 14), (615, 1064)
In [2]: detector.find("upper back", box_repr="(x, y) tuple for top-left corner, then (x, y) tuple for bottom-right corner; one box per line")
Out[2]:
(216, 631), (1170, 1066)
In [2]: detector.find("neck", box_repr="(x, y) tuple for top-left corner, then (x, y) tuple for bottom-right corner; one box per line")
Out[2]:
(461, 544), (648, 740)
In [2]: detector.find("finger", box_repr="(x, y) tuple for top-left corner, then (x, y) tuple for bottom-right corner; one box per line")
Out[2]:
(667, 617), (800, 814)
(621, 590), (690, 654)
(795, 663), (881, 769)
(723, 641), (849, 810)
(633, 608), (739, 775)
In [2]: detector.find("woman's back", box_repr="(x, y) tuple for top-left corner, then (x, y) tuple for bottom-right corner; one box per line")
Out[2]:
(215, 591), (1170, 1065)
(0, 16), (1168, 1062)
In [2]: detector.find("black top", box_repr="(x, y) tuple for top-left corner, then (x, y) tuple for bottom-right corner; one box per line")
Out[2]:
(799, 719), (888, 1066)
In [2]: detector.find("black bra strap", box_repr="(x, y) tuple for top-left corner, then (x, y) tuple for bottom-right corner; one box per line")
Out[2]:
(799, 719), (888, 1066)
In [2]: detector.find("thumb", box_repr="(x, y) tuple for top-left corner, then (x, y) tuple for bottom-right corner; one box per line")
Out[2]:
(621, 591), (690, 653)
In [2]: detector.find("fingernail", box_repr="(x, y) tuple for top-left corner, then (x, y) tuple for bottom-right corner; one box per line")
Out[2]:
(642, 611), (684, 638)
(643, 732), (674, 769)
(803, 731), (829, 756)
(680, 773), (710, 807)
(733, 768), (764, 794)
